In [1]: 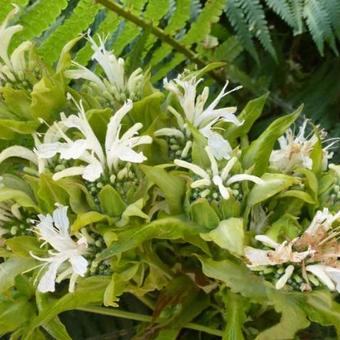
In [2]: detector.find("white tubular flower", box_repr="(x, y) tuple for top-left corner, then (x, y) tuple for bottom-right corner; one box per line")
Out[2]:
(174, 146), (263, 200)
(0, 6), (34, 84)
(158, 74), (242, 160)
(245, 235), (312, 267)
(65, 35), (144, 102)
(0, 123), (65, 174)
(306, 264), (340, 293)
(35, 97), (152, 182)
(269, 120), (319, 172)
(30, 206), (88, 293)
(304, 208), (340, 235)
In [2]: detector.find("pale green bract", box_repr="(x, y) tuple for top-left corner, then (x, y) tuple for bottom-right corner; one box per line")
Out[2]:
(0, 9), (339, 339)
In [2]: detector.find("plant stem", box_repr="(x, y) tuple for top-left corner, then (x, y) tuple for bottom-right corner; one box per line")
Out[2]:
(95, 0), (225, 84)
(77, 305), (223, 337)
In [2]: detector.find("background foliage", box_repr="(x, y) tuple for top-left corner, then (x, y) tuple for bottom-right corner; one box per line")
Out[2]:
(0, 0), (339, 338)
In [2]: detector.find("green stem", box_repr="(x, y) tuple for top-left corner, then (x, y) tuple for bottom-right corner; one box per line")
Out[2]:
(95, 0), (224, 85)
(77, 306), (223, 337)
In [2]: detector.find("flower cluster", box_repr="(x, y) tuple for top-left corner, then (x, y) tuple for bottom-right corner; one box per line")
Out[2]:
(0, 9), (339, 339)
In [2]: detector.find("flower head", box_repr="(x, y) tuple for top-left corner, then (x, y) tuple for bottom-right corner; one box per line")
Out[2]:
(30, 205), (88, 293)
(35, 95), (152, 181)
(269, 120), (338, 172)
(174, 146), (263, 200)
(156, 74), (242, 160)
(245, 209), (340, 291)
(65, 35), (145, 103)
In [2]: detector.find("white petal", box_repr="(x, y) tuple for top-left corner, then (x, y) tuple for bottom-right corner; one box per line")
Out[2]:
(244, 247), (272, 266)
(37, 260), (63, 293)
(82, 159), (103, 182)
(0, 146), (38, 164)
(154, 128), (185, 139)
(69, 255), (88, 276)
(204, 146), (219, 176)
(52, 206), (69, 236)
(59, 139), (88, 160)
(275, 265), (294, 289)
(191, 178), (211, 188)
(325, 267), (340, 293)
(306, 264), (335, 291)
(226, 174), (264, 186)
(255, 235), (279, 249)
(52, 166), (86, 181)
(174, 159), (209, 179)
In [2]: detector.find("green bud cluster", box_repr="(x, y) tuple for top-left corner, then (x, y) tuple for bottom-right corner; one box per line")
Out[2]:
(167, 137), (192, 162)
(258, 265), (321, 291)
(85, 232), (113, 276)
(2, 217), (34, 238)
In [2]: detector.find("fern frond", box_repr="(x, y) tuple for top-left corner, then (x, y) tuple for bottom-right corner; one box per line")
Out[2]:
(225, 0), (258, 62)
(11, 0), (68, 48)
(0, 0), (29, 22)
(322, 0), (340, 41)
(38, 0), (100, 65)
(303, 0), (338, 56)
(264, 0), (296, 29)
(138, 0), (170, 58)
(149, 0), (191, 68)
(151, 0), (226, 82)
(236, 0), (277, 59)
(289, 0), (304, 34)
(111, 0), (146, 55)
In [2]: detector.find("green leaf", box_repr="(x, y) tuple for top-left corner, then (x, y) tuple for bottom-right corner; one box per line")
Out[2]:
(141, 165), (185, 214)
(0, 187), (37, 208)
(24, 276), (110, 338)
(276, 190), (316, 204)
(37, 174), (69, 212)
(0, 296), (35, 336)
(130, 92), (165, 132)
(71, 211), (108, 232)
(31, 74), (66, 122)
(153, 275), (210, 339)
(304, 290), (340, 334)
(242, 106), (301, 176)
(0, 257), (36, 293)
(97, 217), (209, 261)
(256, 291), (309, 340)
(191, 199), (220, 230)
(200, 218), (244, 256)
(222, 290), (248, 340)
(247, 173), (298, 207)
(225, 93), (269, 143)
(199, 257), (267, 302)
(6, 236), (44, 257)
(98, 185), (126, 217)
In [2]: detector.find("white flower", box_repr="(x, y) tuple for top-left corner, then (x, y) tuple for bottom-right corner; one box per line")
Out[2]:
(174, 146), (263, 200)
(30, 206), (88, 293)
(245, 235), (312, 267)
(65, 35), (145, 102)
(156, 74), (242, 160)
(0, 123), (65, 174)
(35, 96), (152, 182)
(306, 264), (340, 293)
(0, 6), (33, 85)
(304, 208), (340, 235)
(269, 120), (337, 172)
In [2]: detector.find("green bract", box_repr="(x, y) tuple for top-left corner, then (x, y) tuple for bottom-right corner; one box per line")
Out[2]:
(0, 9), (339, 339)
